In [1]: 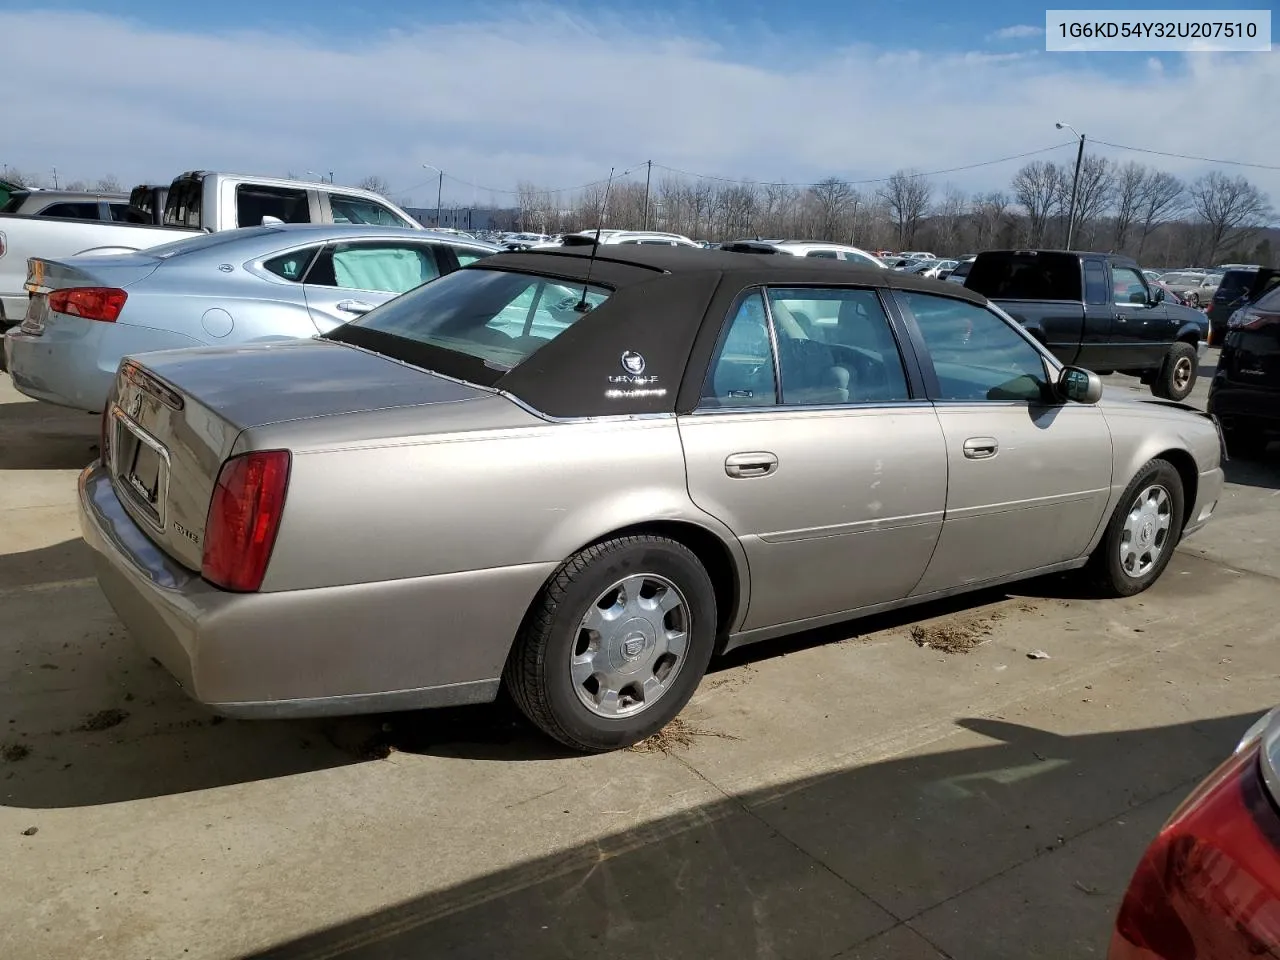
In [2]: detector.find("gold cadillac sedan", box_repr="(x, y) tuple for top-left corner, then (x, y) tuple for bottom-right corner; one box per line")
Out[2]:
(79, 245), (1225, 751)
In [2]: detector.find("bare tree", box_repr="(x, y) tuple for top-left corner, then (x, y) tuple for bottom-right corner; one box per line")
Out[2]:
(356, 175), (392, 198)
(1011, 161), (1060, 245)
(94, 174), (122, 192)
(1111, 162), (1148, 252)
(64, 180), (88, 191)
(1188, 171), (1273, 258)
(877, 170), (932, 248)
(972, 192), (1010, 249)
(1074, 156), (1116, 240)
(933, 187), (969, 254)
(805, 177), (854, 241)
(1135, 171), (1185, 259)
(515, 181), (541, 232)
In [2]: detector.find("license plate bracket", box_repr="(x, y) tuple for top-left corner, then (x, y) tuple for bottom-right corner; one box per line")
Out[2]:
(113, 413), (169, 528)
(20, 295), (48, 335)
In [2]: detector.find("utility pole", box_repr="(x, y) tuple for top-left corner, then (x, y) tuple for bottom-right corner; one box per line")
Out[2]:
(642, 159), (652, 231)
(51, 166), (59, 189)
(435, 170), (443, 228)
(328, 170), (334, 184)
(1065, 134), (1085, 249)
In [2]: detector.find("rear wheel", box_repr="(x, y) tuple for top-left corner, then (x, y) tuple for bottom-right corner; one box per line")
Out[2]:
(1087, 459), (1185, 597)
(1151, 342), (1197, 401)
(504, 536), (717, 752)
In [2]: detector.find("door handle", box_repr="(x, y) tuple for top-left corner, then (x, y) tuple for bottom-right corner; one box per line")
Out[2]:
(336, 299), (375, 315)
(962, 437), (998, 460)
(725, 452), (778, 478)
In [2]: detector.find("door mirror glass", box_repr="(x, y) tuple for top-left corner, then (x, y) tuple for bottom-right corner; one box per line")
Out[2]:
(1058, 366), (1103, 404)
(1152, 285), (1165, 304)
(1128, 291), (1147, 305)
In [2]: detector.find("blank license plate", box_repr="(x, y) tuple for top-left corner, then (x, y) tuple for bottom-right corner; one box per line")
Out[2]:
(20, 295), (48, 334)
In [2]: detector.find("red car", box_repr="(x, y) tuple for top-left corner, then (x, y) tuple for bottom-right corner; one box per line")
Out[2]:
(1109, 707), (1280, 958)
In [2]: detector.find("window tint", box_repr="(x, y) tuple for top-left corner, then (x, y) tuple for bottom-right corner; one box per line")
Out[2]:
(164, 178), (202, 228)
(236, 185), (310, 227)
(701, 292), (777, 408)
(328, 194), (410, 227)
(453, 247), (495, 267)
(1255, 285), (1280, 312)
(305, 242), (440, 293)
(767, 287), (910, 404)
(964, 253), (1082, 300)
(898, 291), (1049, 402)
(335, 268), (609, 372)
(805, 250), (839, 259)
(1084, 261), (1108, 305)
(263, 247), (320, 282)
(1112, 266), (1149, 306)
(39, 202), (101, 220)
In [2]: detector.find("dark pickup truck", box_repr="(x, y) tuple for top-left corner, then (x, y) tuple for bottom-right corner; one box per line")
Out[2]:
(964, 250), (1209, 401)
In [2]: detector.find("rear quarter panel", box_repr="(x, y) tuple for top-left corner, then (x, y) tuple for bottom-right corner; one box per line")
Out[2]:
(250, 404), (748, 595)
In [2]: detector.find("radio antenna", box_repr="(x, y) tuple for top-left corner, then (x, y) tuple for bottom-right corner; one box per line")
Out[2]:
(575, 167), (615, 313)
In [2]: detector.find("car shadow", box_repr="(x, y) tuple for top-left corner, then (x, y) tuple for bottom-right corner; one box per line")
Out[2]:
(0, 536), (97, 589)
(1224, 449), (1279, 490)
(238, 713), (1260, 960)
(0, 400), (99, 470)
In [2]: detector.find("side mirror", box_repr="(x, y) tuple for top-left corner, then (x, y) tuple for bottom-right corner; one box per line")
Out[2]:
(1151, 286), (1165, 304)
(1058, 366), (1103, 404)
(1129, 291), (1147, 305)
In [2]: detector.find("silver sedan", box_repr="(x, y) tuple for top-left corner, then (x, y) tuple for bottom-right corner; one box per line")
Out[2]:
(4, 224), (499, 412)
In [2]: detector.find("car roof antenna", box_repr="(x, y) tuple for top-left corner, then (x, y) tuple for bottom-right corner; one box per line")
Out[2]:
(575, 167), (616, 313)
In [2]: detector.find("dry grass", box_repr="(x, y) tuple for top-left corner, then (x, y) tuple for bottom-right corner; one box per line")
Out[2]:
(909, 620), (994, 654)
(629, 716), (740, 754)
(1, 742), (31, 762)
(76, 708), (129, 732)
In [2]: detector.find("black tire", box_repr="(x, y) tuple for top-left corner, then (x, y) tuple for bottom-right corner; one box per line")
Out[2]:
(504, 535), (717, 753)
(1151, 342), (1197, 401)
(1086, 459), (1185, 598)
(1224, 428), (1270, 460)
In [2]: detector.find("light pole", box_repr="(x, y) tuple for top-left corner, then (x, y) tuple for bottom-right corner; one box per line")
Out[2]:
(1056, 121), (1086, 250)
(305, 169), (328, 184)
(422, 163), (443, 227)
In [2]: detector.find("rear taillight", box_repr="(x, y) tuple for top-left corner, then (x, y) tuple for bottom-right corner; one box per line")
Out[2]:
(1109, 744), (1280, 959)
(48, 287), (127, 322)
(202, 450), (291, 593)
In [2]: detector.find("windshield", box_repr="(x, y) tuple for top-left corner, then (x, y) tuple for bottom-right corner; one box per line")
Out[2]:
(326, 267), (611, 374)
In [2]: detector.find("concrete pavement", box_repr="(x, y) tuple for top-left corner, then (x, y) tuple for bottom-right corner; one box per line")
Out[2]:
(1, 353), (1277, 960)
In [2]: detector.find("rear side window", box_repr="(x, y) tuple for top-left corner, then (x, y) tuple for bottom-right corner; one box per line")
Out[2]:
(305, 242), (440, 293)
(38, 202), (101, 220)
(702, 292), (777, 408)
(965, 253), (1082, 301)
(0, 191), (30, 213)
(1256, 286), (1280, 312)
(1083, 261), (1108, 304)
(236, 185), (310, 227)
(805, 250), (838, 259)
(453, 247), (495, 267)
(843, 251), (882, 267)
(263, 246), (321, 281)
(328, 194), (410, 227)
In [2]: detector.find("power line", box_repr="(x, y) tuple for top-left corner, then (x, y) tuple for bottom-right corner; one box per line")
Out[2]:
(390, 164), (645, 200)
(1089, 138), (1280, 172)
(649, 142), (1077, 187)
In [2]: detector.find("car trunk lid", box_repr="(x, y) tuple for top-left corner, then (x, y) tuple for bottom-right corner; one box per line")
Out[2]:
(21, 254), (164, 334)
(105, 337), (491, 572)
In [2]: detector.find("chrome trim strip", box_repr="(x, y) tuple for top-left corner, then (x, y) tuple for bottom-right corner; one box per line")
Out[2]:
(687, 400), (934, 417)
(109, 406), (172, 533)
(759, 511), (945, 543)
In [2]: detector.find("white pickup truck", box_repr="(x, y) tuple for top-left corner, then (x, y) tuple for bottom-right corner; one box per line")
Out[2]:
(0, 171), (421, 331)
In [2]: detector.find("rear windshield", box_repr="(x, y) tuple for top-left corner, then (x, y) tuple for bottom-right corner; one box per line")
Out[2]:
(1217, 270), (1257, 297)
(965, 253), (1082, 301)
(140, 226), (284, 260)
(323, 267), (610, 379)
(164, 177), (202, 227)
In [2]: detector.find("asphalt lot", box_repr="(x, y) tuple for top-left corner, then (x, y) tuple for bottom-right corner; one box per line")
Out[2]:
(1, 350), (1278, 960)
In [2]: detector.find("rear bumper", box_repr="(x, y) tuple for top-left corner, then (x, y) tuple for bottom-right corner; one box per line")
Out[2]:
(78, 462), (553, 718)
(4, 319), (204, 413)
(1208, 378), (1280, 434)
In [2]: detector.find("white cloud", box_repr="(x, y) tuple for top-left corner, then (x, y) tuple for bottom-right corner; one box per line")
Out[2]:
(990, 24), (1044, 40)
(2, 9), (1277, 207)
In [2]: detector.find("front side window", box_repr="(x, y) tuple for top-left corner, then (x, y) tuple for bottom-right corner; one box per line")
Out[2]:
(236, 185), (310, 227)
(701, 292), (777, 408)
(39, 202), (101, 220)
(328, 194), (411, 227)
(805, 250), (838, 259)
(305, 242), (441, 293)
(328, 267), (609, 372)
(453, 247), (495, 267)
(767, 287), (910, 404)
(1112, 266), (1149, 306)
(898, 291), (1049, 402)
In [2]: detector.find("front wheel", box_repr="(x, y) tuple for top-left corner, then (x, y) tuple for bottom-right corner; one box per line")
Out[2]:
(1086, 459), (1185, 597)
(504, 536), (718, 752)
(1151, 342), (1197, 401)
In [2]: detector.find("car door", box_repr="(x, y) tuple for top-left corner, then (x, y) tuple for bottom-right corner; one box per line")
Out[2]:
(897, 290), (1114, 594)
(678, 285), (948, 631)
(301, 239), (445, 331)
(1075, 258), (1125, 370)
(1109, 263), (1173, 369)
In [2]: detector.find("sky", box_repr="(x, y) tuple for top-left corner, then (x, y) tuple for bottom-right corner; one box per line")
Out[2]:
(1, 1), (1277, 211)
